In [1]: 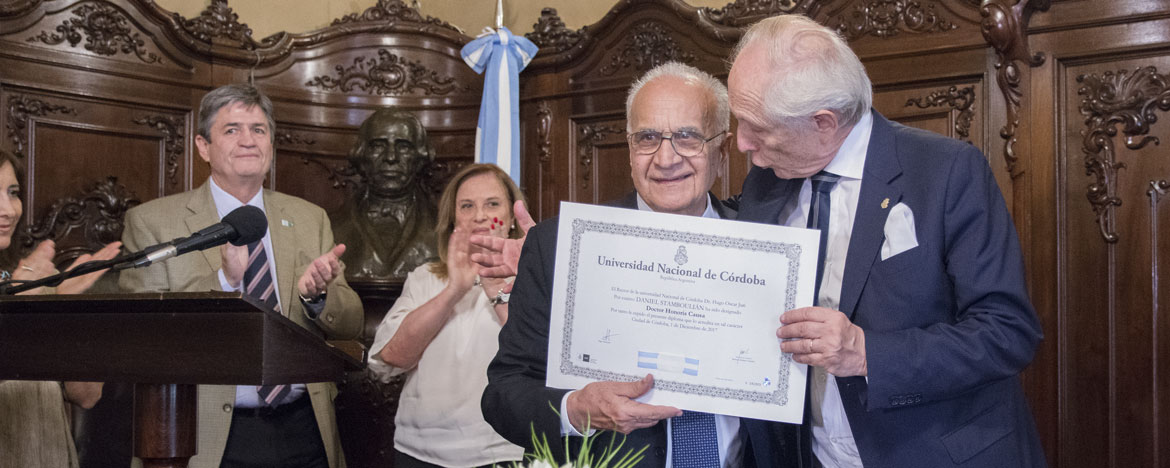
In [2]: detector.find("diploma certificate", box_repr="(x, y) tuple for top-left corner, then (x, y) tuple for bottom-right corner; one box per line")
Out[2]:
(546, 202), (819, 424)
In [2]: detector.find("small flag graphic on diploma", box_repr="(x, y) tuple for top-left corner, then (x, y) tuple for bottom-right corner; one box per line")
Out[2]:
(637, 351), (700, 376)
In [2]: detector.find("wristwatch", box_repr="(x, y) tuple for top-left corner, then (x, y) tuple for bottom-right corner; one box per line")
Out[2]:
(490, 288), (510, 306)
(299, 290), (327, 305)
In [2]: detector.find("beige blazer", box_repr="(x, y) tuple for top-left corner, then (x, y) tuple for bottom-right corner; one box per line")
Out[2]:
(119, 182), (362, 468)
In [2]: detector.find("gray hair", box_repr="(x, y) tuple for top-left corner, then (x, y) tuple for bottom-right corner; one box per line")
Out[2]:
(197, 83), (276, 143)
(625, 61), (730, 133)
(732, 15), (872, 129)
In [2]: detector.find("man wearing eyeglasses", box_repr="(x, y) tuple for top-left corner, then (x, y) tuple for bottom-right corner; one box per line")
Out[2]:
(482, 62), (798, 468)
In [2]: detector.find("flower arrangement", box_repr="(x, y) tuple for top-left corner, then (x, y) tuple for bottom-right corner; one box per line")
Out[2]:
(504, 409), (648, 468)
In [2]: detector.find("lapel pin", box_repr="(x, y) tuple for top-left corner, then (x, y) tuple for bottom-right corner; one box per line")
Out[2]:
(282, 219), (293, 227)
(881, 198), (890, 209)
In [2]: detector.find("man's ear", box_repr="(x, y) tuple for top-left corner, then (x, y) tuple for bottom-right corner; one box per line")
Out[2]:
(717, 133), (732, 177)
(194, 135), (211, 164)
(811, 110), (839, 135)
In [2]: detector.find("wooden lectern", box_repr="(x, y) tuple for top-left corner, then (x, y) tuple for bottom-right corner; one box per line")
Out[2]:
(0, 292), (363, 468)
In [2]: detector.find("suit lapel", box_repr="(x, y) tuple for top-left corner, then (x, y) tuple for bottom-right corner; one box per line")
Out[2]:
(264, 191), (297, 314)
(185, 183), (222, 274)
(738, 167), (802, 225)
(839, 112), (903, 319)
(615, 191), (639, 209)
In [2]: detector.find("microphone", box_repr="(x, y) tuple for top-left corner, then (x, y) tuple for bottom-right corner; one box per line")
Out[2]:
(127, 205), (268, 269)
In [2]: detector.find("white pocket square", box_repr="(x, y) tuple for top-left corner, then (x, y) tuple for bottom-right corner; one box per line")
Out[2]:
(881, 202), (918, 261)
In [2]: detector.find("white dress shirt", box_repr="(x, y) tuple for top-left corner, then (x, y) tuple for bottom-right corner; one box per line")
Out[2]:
(559, 194), (745, 468)
(776, 112), (873, 468)
(207, 178), (307, 408)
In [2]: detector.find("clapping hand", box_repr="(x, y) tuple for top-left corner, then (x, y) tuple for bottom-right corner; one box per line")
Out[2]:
(12, 240), (57, 295)
(446, 228), (478, 294)
(470, 200), (535, 286)
(57, 241), (122, 294)
(298, 244), (345, 298)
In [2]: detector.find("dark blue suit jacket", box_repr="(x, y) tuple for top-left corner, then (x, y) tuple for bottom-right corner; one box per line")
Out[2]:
(482, 192), (800, 468)
(738, 111), (1046, 467)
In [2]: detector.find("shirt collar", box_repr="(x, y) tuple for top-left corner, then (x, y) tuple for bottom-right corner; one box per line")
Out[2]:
(822, 110), (872, 181)
(208, 177), (266, 221)
(635, 193), (721, 219)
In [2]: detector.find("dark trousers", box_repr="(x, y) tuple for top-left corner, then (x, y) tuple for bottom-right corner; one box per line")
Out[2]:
(220, 394), (328, 468)
(393, 449), (516, 468)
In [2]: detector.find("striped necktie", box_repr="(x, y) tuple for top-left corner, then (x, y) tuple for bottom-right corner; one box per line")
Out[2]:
(807, 171), (841, 302)
(671, 410), (719, 467)
(244, 240), (289, 406)
(243, 240), (280, 313)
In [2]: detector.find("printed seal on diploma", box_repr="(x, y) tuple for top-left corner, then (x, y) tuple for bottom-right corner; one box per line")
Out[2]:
(545, 202), (821, 424)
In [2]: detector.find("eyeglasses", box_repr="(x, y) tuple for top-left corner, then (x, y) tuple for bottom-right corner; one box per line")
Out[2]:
(627, 130), (727, 158)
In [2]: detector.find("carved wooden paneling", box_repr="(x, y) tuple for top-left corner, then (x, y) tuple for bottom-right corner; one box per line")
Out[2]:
(305, 49), (469, 97)
(5, 94), (76, 159)
(0, 89), (180, 223)
(24, 2), (162, 64)
(572, 118), (628, 204)
(22, 176), (140, 269)
(174, 0), (269, 48)
(1076, 66), (1170, 244)
(1053, 50), (1170, 468)
(1148, 178), (1170, 468)
(827, 0), (962, 41)
(273, 150), (350, 214)
(536, 101), (553, 165)
(131, 114), (185, 187)
(875, 83), (981, 146)
(520, 98), (570, 220)
(574, 121), (624, 188)
(525, 8), (584, 52)
(596, 21), (696, 76)
(903, 85), (976, 140)
(334, 370), (405, 468)
(524, 0), (740, 72)
(981, 0), (1051, 178)
(702, 0), (824, 27)
(330, 0), (458, 31)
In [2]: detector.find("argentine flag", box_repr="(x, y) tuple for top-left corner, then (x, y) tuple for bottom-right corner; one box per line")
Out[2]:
(461, 26), (537, 185)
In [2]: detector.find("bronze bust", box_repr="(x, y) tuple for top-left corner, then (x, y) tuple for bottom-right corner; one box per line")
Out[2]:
(332, 109), (438, 280)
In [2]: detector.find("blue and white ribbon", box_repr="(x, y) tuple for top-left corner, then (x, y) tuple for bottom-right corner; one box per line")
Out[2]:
(461, 26), (537, 185)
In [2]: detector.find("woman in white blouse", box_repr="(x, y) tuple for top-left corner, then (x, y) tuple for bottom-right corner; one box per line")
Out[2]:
(369, 163), (525, 468)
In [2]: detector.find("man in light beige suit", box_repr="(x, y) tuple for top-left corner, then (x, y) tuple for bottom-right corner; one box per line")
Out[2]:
(119, 84), (362, 468)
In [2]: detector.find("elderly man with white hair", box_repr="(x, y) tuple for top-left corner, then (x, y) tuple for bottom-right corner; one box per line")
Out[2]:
(728, 15), (1046, 468)
(481, 61), (800, 468)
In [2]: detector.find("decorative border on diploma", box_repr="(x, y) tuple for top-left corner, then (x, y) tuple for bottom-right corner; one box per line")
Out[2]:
(560, 218), (802, 407)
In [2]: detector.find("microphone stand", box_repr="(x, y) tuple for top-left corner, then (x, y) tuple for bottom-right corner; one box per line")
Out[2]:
(0, 248), (154, 295)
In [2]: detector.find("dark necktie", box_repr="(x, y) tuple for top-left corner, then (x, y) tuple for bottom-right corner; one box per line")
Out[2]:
(244, 240), (289, 406)
(671, 410), (719, 467)
(807, 171), (841, 302)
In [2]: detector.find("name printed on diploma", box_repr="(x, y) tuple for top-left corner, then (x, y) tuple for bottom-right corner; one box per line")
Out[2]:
(612, 286), (743, 332)
(545, 202), (820, 424)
